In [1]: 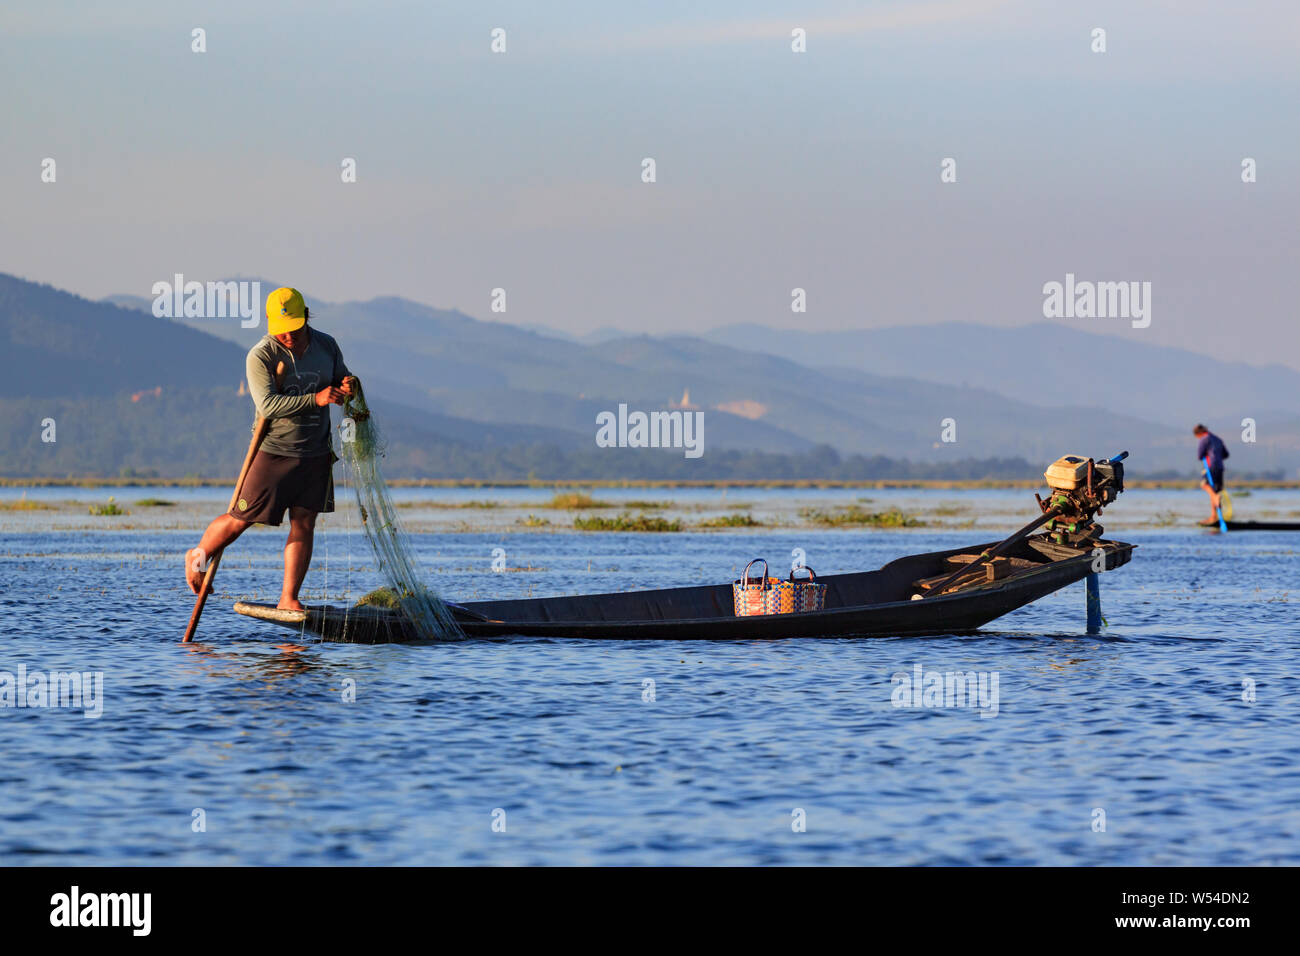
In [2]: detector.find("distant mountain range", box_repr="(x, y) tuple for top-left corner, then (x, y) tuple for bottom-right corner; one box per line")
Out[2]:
(700, 321), (1300, 432)
(0, 271), (1294, 478)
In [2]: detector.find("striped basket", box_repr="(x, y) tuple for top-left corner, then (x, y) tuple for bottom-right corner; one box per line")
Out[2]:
(788, 566), (826, 612)
(733, 559), (796, 616)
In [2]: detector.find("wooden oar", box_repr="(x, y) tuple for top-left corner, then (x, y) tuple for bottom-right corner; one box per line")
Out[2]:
(182, 362), (284, 643)
(920, 505), (1062, 599)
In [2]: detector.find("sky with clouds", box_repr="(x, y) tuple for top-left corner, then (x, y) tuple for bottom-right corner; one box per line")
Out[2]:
(2, 0), (1297, 367)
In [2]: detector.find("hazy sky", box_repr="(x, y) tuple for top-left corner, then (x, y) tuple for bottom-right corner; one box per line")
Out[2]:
(2, 1), (1297, 367)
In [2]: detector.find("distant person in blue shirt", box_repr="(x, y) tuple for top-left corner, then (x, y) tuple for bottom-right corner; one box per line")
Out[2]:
(1194, 424), (1229, 525)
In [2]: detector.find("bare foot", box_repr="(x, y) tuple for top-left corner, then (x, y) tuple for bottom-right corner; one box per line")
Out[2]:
(185, 548), (212, 595)
(277, 597), (306, 612)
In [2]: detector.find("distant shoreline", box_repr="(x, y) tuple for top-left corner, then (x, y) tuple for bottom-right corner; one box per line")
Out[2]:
(3, 476), (1299, 490)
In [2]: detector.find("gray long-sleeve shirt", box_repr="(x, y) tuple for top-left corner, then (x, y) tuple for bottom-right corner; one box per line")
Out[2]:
(245, 329), (351, 458)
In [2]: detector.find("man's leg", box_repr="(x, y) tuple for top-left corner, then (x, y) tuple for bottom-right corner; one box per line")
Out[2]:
(280, 507), (317, 611)
(1200, 478), (1221, 518)
(185, 514), (251, 594)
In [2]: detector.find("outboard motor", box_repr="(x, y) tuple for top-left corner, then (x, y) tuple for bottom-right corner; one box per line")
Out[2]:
(1038, 451), (1128, 546)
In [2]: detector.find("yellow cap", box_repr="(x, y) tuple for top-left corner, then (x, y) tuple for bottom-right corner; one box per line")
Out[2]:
(266, 287), (307, 334)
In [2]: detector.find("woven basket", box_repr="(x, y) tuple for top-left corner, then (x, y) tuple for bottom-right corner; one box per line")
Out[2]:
(732, 559), (797, 616)
(788, 566), (826, 612)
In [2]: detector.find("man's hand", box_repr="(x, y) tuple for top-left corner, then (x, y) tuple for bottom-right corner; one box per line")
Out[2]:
(314, 385), (347, 407)
(339, 375), (358, 397)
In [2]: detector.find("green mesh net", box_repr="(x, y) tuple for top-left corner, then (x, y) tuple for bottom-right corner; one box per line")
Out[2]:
(339, 381), (464, 641)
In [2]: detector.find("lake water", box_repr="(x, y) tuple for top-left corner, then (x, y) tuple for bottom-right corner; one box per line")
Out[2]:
(1, 487), (1297, 864)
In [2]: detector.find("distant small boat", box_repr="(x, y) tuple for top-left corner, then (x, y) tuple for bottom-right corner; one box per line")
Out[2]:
(233, 535), (1136, 643)
(1203, 520), (1300, 532)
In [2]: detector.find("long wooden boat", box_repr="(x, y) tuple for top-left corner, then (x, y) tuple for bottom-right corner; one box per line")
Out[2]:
(232, 534), (1135, 643)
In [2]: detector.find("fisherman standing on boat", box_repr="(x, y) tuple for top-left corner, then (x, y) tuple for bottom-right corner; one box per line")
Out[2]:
(1194, 423), (1229, 526)
(185, 288), (356, 611)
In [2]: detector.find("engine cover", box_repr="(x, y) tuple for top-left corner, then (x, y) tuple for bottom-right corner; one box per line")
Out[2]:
(1044, 455), (1090, 491)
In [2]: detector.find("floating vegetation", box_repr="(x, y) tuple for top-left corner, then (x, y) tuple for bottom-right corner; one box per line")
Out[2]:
(0, 493), (54, 511)
(574, 513), (682, 532)
(88, 497), (128, 516)
(517, 514), (552, 527)
(800, 505), (924, 528)
(698, 513), (763, 528)
(134, 498), (175, 507)
(1149, 511), (1180, 527)
(623, 499), (672, 510)
(396, 499), (502, 509)
(929, 503), (968, 516)
(548, 491), (612, 510)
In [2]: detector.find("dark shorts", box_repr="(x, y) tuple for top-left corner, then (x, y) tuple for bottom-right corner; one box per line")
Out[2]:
(230, 451), (334, 526)
(1205, 467), (1224, 492)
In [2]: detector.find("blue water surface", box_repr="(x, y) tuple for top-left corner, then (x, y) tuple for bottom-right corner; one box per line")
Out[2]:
(0, 508), (1297, 865)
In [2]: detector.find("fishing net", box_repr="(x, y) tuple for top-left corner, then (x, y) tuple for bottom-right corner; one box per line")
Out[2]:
(338, 380), (464, 641)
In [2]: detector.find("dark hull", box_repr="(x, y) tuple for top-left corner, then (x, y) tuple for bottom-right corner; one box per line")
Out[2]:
(233, 536), (1135, 644)
(1220, 521), (1300, 532)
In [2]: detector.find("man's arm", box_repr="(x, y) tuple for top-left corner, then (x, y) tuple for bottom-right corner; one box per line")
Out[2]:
(334, 342), (352, 386)
(246, 351), (315, 419)
(331, 339), (356, 393)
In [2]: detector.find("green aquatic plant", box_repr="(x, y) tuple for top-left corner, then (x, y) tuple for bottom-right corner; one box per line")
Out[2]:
(800, 505), (924, 528)
(548, 491), (611, 509)
(355, 586), (405, 609)
(0, 493), (54, 511)
(88, 497), (128, 516)
(396, 499), (502, 509)
(574, 513), (682, 532)
(698, 513), (762, 528)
